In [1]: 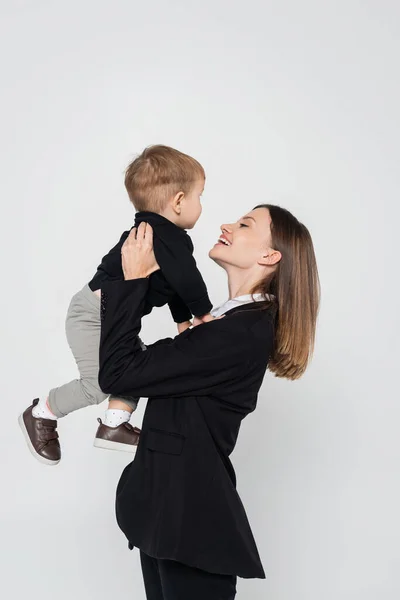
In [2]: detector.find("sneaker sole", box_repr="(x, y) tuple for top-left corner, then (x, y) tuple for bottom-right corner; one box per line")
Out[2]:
(18, 413), (60, 466)
(93, 438), (137, 453)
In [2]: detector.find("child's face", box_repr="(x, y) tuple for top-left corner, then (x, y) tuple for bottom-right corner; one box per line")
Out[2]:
(179, 178), (205, 229)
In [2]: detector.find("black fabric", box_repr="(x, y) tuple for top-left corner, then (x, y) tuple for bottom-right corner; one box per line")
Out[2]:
(89, 212), (212, 322)
(99, 279), (274, 579)
(140, 552), (237, 600)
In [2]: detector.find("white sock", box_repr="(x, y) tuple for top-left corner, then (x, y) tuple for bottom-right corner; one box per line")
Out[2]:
(104, 409), (131, 428)
(32, 397), (57, 420)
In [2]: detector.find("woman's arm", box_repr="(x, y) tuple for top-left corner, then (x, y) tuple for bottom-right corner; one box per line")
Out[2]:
(99, 277), (250, 399)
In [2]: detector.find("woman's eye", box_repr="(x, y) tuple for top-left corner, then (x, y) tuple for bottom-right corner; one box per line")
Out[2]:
(239, 223), (249, 228)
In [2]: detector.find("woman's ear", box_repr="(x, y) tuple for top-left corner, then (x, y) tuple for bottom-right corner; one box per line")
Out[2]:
(171, 191), (185, 215)
(258, 248), (282, 266)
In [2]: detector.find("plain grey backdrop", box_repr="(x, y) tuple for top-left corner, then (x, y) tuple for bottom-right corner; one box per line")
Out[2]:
(1, 1), (399, 599)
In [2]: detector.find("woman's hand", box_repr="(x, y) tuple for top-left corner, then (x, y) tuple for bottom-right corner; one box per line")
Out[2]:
(121, 222), (160, 280)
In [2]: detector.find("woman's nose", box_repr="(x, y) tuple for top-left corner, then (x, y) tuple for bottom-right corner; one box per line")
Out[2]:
(220, 223), (233, 233)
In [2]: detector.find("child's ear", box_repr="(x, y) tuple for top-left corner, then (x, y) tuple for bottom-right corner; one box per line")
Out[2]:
(172, 191), (185, 215)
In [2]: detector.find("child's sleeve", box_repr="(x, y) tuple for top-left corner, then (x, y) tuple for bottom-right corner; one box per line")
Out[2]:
(168, 293), (193, 324)
(153, 236), (213, 318)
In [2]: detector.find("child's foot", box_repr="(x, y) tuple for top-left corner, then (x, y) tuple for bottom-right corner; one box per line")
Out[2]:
(18, 399), (61, 466)
(93, 418), (140, 453)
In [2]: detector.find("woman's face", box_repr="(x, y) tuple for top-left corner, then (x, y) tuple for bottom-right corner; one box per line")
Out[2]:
(209, 207), (273, 269)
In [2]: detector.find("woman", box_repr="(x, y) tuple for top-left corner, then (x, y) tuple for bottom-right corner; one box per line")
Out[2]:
(99, 204), (320, 600)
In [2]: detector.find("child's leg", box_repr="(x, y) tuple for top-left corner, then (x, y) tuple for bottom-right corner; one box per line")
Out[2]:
(49, 286), (141, 418)
(47, 286), (109, 417)
(50, 287), (140, 422)
(19, 286), (108, 466)
(109, 397), (138, 411)
(58, 286), (141, 453)
(104, 396), (138, 425)
(102, 329), (146, 425)
(94, 394), (141, 453)
(19, 286), (139, 465)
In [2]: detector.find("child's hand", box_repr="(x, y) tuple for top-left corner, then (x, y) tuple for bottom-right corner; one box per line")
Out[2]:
(200, 313), (215, 323)
(177, 321), (192, 334)
(193, 313), (221, 327)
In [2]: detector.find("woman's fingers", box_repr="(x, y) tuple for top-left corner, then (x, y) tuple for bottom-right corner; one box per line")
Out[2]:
(144, 222), (153, 246)
(124, 222), (151, 249)
(121, 222), (159, 280)
(124, 227), (137, 248)
(129, 222), (153, 246)
(136, 221), (147, 243)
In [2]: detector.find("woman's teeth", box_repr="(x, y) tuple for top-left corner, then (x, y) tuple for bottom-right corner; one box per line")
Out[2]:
(218, 237), (231, 246)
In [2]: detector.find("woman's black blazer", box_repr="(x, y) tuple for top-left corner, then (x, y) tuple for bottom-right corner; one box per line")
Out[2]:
(99, 279), (275, 579)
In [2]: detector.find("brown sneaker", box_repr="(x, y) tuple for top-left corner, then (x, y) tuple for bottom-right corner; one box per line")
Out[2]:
(93, 418), (140, 453)
(18, 399), (61, 466)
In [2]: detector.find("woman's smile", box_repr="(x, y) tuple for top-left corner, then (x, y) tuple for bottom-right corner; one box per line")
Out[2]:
(215, 234), (232, 247)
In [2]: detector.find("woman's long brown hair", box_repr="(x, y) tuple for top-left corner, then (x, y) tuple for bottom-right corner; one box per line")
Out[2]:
(252, 205), (320, 380)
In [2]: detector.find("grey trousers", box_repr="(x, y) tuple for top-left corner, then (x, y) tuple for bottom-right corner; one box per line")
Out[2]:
(48, 284), (138, 418)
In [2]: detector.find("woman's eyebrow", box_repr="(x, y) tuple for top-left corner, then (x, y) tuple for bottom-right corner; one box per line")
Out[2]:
(242, 216), (256, 223)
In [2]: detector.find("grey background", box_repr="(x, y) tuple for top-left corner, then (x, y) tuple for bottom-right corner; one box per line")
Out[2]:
(1, 1), (399, 599)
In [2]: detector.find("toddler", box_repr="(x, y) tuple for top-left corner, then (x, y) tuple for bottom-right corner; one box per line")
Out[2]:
(19, 145), (212, 465)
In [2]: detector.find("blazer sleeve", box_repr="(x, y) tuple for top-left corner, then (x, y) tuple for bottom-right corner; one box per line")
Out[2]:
(98, 279), (250, 399)
(153, 236), (212, 318)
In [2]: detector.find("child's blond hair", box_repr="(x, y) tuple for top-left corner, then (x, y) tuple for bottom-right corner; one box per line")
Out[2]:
(125, 145), (205, 212)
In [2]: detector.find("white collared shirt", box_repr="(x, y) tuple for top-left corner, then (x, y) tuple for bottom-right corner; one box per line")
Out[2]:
(211, 293), (268, 318)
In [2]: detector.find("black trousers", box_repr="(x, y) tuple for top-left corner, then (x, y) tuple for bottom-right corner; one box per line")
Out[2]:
(140, 552), (237, 600)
